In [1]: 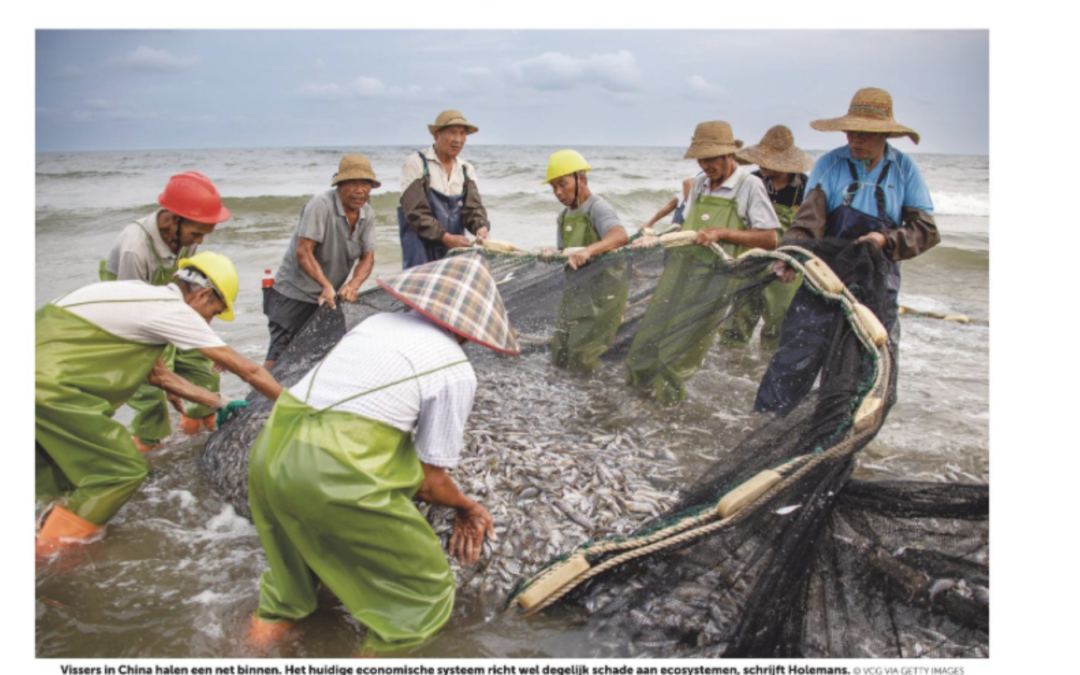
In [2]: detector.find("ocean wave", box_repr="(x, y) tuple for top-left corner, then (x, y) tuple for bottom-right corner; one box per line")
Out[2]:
(930, 191), (989, 217)
(37, 170), (130, 179)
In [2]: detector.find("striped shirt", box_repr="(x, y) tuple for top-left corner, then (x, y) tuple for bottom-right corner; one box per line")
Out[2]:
(290, 311), (477, 468)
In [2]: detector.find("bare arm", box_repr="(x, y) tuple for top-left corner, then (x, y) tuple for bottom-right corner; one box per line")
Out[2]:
(642, 198), (678, 232)
(694, 227), (779, 251)
(339, 251), (375, 303)
(415, 463), (495, 565)
(296, 237), (336, 309)
(146, 358), (221, 409)
(567, 226), (629, 271)
(197, 345), (283, 402)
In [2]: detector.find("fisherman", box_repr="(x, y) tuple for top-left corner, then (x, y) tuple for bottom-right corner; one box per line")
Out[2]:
(100, 171), (231, 451)
(36, 252), (283, 556)
(727, 124), (816, 350)
(397, 109), (490, 269)
(639, 177), (696, 235)
(755, 87), (939, 413)
(262, 155), (380, 370)
(245, 252), (518, 653)
(541, 150), (630, 372)
(625, 121), (780, 404)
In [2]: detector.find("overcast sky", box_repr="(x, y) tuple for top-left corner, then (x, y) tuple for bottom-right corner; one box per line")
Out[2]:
(36, 30), (988, 154)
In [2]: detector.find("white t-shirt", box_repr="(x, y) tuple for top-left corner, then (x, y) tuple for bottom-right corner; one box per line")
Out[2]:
(290, 311), (477, 468)
(400, 145), (480, 197)
(54, 281), (227, 351)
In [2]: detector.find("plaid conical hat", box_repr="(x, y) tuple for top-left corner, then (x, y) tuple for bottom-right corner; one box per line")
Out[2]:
(377, 252), (520, 355)
(736, 125), (816, 173)
(810, 87), (920, 144)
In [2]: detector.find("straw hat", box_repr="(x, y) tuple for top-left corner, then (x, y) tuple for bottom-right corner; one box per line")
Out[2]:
(810, 87), (920, 145)
(377, 252), (520, 355)
(684, 121), (743, 159)
(332, 155), (381, 188)
(736, 125), (815, 174)
(428, 109), (479, 135)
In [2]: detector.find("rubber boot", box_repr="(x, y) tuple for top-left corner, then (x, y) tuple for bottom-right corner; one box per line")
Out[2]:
(132, 437), (161, 453)
(247, 615), (293, 647)
(178, 415), (201, 435)
(36, 505), (100, 556)
(201, 414), (216, 432)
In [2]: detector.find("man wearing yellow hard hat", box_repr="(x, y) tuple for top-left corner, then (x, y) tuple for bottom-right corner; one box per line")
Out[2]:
(99, 171), (233, 451)
(36, 252), (283, 558)
(541, 150), (630, 373)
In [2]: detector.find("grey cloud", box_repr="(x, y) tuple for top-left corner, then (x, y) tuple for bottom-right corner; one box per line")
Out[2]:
(507, 50), (641, 92)
(686, 74), (729, 102)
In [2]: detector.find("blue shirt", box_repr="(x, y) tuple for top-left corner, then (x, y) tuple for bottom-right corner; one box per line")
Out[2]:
(806, 144), (934, 225)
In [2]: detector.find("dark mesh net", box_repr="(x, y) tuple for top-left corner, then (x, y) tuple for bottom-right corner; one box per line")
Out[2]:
(199, 238), (987, 658)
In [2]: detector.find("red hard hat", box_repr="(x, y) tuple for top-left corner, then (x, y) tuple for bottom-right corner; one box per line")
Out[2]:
(157, 172), (231, 223)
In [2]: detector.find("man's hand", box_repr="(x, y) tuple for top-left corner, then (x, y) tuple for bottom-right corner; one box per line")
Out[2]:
(474, 227), (490, 245)
(539, 247), (558, 261)
(566, 248), (592, 270)
(166, 393), (186, 415)
(442, 233), (473, 249)
(856, 231), (888, 249)
(772, 260), (798, 283)
(338, 281), (361, 304)
(317, 284), (337, 309)
(449, 502), (497, 565)
(693, 228), (723, 247)
(631, 235), (660, 250)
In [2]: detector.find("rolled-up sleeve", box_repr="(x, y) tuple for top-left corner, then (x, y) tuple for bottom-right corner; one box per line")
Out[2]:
(413, 374), (477, 469)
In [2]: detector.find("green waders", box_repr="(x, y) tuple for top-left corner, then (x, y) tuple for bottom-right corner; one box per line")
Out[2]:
(99, 230), (219, 443)
(248, 359), (467, 652)
(717, 200), (801, 350)
(550, 211), (630, 373)
(35, 299), (171, 525)
(625, 184), (747, 404)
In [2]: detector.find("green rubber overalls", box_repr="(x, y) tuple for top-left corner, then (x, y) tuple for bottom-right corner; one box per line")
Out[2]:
(99, 225), (219, 443)
(717, 198), (801, 350)
(625, 178), (748, 404)
(550, 210), (630, 373)
(36, 297), (173, 525)
(248, 359), (466, 653)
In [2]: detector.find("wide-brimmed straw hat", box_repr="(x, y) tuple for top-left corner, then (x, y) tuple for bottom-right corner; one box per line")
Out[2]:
(428, 109), (479, 135)
(736, 125), (815, 174)
(684, 121), (744, 159)
(332, 155), (381, 188)
(810, 87), (920, 145)
(377, 252), (520, 355)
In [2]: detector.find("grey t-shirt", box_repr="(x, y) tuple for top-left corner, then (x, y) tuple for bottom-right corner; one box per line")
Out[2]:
(274, 189), (377, 303)
(556, 195), (623, 249)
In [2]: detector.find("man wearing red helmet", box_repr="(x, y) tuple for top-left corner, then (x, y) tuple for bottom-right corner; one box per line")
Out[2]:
(100, 172), (232, 451)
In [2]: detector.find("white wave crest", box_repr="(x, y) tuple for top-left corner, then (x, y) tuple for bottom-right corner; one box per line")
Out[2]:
(931, 191), (989, 217)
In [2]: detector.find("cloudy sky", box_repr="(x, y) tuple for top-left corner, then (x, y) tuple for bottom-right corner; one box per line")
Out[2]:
(36, 30), (988, 154)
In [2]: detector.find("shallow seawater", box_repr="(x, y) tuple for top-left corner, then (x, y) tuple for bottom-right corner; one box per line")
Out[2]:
(35, 147), (989, 657)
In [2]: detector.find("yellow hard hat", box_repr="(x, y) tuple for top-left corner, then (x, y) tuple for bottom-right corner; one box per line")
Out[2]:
(543, 149), (592, 185)
(178, 251), (240, 321)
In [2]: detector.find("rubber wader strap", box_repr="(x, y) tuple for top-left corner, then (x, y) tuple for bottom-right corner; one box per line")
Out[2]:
(304, 356), (470, 412)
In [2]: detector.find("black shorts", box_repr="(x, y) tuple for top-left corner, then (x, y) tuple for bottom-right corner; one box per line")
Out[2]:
(263, 286), (320, 363)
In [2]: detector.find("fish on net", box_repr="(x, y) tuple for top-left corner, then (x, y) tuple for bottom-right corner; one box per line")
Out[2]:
(198, 235), (988, 658)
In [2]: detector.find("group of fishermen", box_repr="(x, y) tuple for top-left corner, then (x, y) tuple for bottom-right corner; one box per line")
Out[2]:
(35, 87), (938, 653)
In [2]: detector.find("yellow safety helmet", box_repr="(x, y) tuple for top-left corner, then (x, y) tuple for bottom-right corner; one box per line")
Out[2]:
(178, 251), (240, 322)
(543, 149), (592, 185)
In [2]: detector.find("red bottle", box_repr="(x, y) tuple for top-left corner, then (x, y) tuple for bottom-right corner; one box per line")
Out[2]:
(262, 269), (274, 289)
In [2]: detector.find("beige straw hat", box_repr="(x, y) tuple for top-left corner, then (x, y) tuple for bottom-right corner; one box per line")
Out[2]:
(736, 125), (815, 174)
(428, 109), (479, 135)
(331, 155), (381, 188)
(684, 121), (743, 159)
(377, 252), (520, 355)
(809, 87), (920, 145)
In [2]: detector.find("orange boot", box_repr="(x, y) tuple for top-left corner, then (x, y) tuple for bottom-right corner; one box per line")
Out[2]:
(36, 505), (100, 556)
(247, 615), (293, 647)
(132, 437), (161, 453)
(179, 414), (216, 435)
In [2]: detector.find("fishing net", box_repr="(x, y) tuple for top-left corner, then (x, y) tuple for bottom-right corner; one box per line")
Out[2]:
(199, 234), (988, 658)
